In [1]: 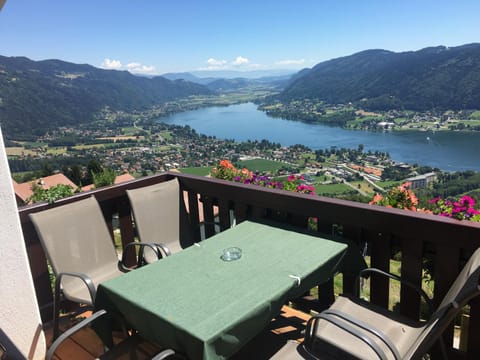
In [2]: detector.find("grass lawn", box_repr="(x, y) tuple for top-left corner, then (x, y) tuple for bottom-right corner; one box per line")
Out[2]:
(46, 147), (67, 155)
(351, 180), (375, 195)
(377, 180), (402, 189)
(179, 166), (213, 176)
(314, 183), (352, 195)
(122, 126), (142, 136)
(73, 144), (107, 150)
(159, 130), (173, 141)
(469, 110), (480, 120)
(237, 158), (288, 173)
(22, 141), (47, 148)
(5, 147), (37, 156)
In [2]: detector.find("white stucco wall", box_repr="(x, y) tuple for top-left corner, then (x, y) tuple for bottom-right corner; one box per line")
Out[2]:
(0, 127), (46, 359)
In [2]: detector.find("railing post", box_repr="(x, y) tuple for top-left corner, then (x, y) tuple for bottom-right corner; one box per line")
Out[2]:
(186, 191), (202, 242)
(369, 231), (391, 309)
(117, 196), (137, 267)
(400, 236), (423, 319)
(202, 195), (216, 238)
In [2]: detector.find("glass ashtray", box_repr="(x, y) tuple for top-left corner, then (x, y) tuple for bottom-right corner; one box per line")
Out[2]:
(221, 247), (242, 261)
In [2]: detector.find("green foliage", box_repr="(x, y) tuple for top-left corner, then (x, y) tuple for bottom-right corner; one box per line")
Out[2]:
(370, 182), (420, 210)
(428, 195), (480, 222)
(27, 183), (75, 204)
(381, 165), (411, 181)
(417, 171), (480, 202)
(92, 168), (116, 188)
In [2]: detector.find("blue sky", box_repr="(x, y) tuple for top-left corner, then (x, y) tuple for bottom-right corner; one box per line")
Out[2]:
(1, 0), (479, 75)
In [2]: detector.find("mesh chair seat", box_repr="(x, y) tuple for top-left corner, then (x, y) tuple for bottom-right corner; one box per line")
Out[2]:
(127, 178), (195, 262)
(271, 247), (480, 360)
(61, 264), (125, 305)
(30, 196), (127, 339)
(310, 295), (425, 360)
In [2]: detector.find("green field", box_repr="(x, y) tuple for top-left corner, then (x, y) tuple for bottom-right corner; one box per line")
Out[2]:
(179, 166), (213, 176)
(314, 183), (352, 195)
(237, 159), (288, 173)
(122, 126), (143, 135)
(469, 111), (480, 120)
(5, 147), (36, 156)
(46, 147), (67, 155)
(73, 144), (107, 150)
(377, 180), (402, 189)
(159, 130), (173, 141)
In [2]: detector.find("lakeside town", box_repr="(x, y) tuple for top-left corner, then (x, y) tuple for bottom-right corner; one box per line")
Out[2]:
(260, 99), (480, 132)
(6, 101), (446, 206)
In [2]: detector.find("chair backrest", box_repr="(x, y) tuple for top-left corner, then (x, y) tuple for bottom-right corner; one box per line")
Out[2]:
(30, 196), (120, 302)
(127, 178), (194, 257)
(408, 247), (480, 359)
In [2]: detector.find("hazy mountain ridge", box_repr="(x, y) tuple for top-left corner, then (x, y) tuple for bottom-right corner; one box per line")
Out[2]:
(0, 56), (211, 138)
(161, 71), (293, 91)
(280, 43), (480, 111)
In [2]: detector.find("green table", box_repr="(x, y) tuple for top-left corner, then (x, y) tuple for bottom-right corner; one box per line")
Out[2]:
(95, 220), (360, 360)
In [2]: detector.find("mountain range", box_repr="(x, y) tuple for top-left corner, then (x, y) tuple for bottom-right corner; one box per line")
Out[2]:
(280, 43), (480, 111)
(2, 43), (480, 139)
(161, 71), (292, 91)
(162, 69), (295, 81)
(0, 56), (211, 138)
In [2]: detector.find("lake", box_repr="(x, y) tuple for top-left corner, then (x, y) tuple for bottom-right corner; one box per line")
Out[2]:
(159, 102), (480, 172)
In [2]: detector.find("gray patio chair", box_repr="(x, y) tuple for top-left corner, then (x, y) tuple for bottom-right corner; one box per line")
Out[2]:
(271, 247), (480, 360)
(46, 309), (179, 360)
(29, 196), (162, 340)
(126, 178), (196, 263)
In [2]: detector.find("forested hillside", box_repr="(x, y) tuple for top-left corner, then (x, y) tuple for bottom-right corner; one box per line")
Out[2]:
(280, 43), (480, 111)
(0, 56), (211, 138)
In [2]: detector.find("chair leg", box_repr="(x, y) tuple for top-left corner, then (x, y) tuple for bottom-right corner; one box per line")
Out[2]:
(52, 278), (62, 340)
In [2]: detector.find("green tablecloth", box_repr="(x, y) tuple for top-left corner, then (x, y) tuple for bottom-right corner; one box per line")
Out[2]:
(95, 220), (361, 360)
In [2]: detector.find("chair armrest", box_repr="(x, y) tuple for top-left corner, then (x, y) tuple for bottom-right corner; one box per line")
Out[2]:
(356, 268), (434, 314)
(121, 242), (171, 270)
(152, 348), (178, 360)
(46, 309), (107, 360)
(56, 271), (96, 305)
(306, 310), (397, 360)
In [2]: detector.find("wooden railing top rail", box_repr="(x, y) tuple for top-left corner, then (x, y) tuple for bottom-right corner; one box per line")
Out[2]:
(174, 172), (480, 248)
(19, 171), (480, 248)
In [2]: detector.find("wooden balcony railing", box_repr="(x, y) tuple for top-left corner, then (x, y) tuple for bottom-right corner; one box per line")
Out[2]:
(18, 172), (480, 359)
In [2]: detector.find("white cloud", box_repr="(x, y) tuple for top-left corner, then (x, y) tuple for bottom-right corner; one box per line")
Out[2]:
(207, 58), (228, 67)
(232, 56), (249, 66)
(126, 62), (141, 69)
(198, 58), (228, 71)
(101, 58), (122, 69)
(275, 59), (306, 66)
(126, 62), (156, 74)
(100, 59), (156, 74)
(199, 56), (256, 71)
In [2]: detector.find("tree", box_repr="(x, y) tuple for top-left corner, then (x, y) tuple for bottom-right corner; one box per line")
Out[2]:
(92, 168), (116, 188)
(64, 165), (83, 185)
